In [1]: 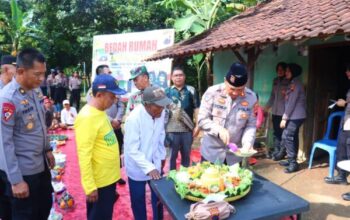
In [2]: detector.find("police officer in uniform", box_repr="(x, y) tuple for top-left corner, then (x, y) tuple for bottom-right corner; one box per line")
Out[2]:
(264, 62), (289, 159)
(0, 55), (17, 89)
(198, 63), (257, 165)
(126, 65), (151, 115)
(325, 64), (350, 201)
(0, 48), (55, 220)
(0, 55), (16, 220)
(278, 63), (306, 173)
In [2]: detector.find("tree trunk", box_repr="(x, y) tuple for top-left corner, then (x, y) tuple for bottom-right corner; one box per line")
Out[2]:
(205, 51), (213, 88)
(197, 66), (202, 97)
(246, 47), (262, 89)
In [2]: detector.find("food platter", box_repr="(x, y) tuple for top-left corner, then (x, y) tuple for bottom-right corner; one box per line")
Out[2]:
(168, 162), (253, 202)
(182, 185), (251, 202)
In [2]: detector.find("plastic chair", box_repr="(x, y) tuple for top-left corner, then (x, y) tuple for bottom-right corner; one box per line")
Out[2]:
(308, 111), (345, 178)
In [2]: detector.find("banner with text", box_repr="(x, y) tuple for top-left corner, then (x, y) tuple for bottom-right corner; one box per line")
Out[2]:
(92, 29), (175, 93)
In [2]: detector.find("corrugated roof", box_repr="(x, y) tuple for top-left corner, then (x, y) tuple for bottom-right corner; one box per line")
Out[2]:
(146, 0), (350, 61)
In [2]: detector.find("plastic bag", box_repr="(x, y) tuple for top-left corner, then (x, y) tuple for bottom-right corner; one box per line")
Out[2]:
(185, 201), (235, 220)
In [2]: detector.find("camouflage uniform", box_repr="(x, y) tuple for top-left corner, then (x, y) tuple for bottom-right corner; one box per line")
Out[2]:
(126, 90), (143, 115)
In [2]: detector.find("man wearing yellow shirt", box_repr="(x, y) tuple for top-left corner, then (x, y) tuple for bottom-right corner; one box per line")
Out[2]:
(75, 74), (126, 220)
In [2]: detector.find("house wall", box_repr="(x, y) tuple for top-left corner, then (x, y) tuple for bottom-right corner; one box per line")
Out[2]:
(212, 35), (347, 158)
(213, 43), (309, 105)
(213, 36), (345, 104)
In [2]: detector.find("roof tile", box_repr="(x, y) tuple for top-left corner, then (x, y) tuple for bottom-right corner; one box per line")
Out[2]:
(146, 0), (350, 60)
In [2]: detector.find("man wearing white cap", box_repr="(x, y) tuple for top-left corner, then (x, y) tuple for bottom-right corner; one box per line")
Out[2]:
(0, 55), (16, 89)
(60, 99), (77, 128)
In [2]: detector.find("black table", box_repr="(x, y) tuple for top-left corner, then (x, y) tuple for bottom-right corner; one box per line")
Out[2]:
(150, 174), (309, 220)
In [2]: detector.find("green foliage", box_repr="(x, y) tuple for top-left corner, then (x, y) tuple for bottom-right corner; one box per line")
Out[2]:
(0, 0), (261, 92)
(158, 0), (260, 94)
(1, 0), (175, 73)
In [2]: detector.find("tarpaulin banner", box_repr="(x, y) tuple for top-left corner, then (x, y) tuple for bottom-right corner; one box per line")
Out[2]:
(92, 29), (175, 93)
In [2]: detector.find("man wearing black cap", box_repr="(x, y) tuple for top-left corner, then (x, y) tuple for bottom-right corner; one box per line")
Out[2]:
(0, 55), (16, 89)
(198, 62), (257, 164)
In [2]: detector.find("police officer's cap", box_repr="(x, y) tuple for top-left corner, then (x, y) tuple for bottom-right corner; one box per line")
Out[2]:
(1, 55), (16, 66)
(225, 62), (248, 87)
(287, 63), (302, 79)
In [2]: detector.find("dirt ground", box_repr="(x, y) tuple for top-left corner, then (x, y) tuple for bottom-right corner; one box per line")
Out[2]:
(254, 158), (350, 220)
(191, 135), (350, 220)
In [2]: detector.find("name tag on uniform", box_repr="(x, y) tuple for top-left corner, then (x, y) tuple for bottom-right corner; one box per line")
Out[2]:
(22, 106), (34, 114)
(213, 104), (226, 110)
(238, 107), (249, 112)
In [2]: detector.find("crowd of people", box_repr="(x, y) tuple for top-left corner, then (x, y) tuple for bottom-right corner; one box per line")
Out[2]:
(0, 47), (349, 220)
(44, 68), (82, 111)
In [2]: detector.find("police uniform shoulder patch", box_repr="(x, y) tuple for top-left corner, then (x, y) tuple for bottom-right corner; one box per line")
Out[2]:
(290, 83), (296, 91)
(2, 102), (15, 121)
(204, 94), (212, 102)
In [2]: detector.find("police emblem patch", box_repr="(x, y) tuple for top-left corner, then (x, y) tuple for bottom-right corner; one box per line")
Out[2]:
(230, 75), (235, 84)
(2, 103), (15, 121)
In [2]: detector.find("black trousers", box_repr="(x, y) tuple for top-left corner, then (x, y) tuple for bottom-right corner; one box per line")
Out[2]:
(282, 119), (304, 159)
(0, 169), (53, 220)
(40, 87), (47, 97)
(272, 115), (283, 152)
(336, 130), (350, 173)
(0, 171), (11, 220)
(70, 89), (81, 110)
(54, 86), (67, 104)
(49, 86), (55, 99)
(86, 182), (117, 220)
